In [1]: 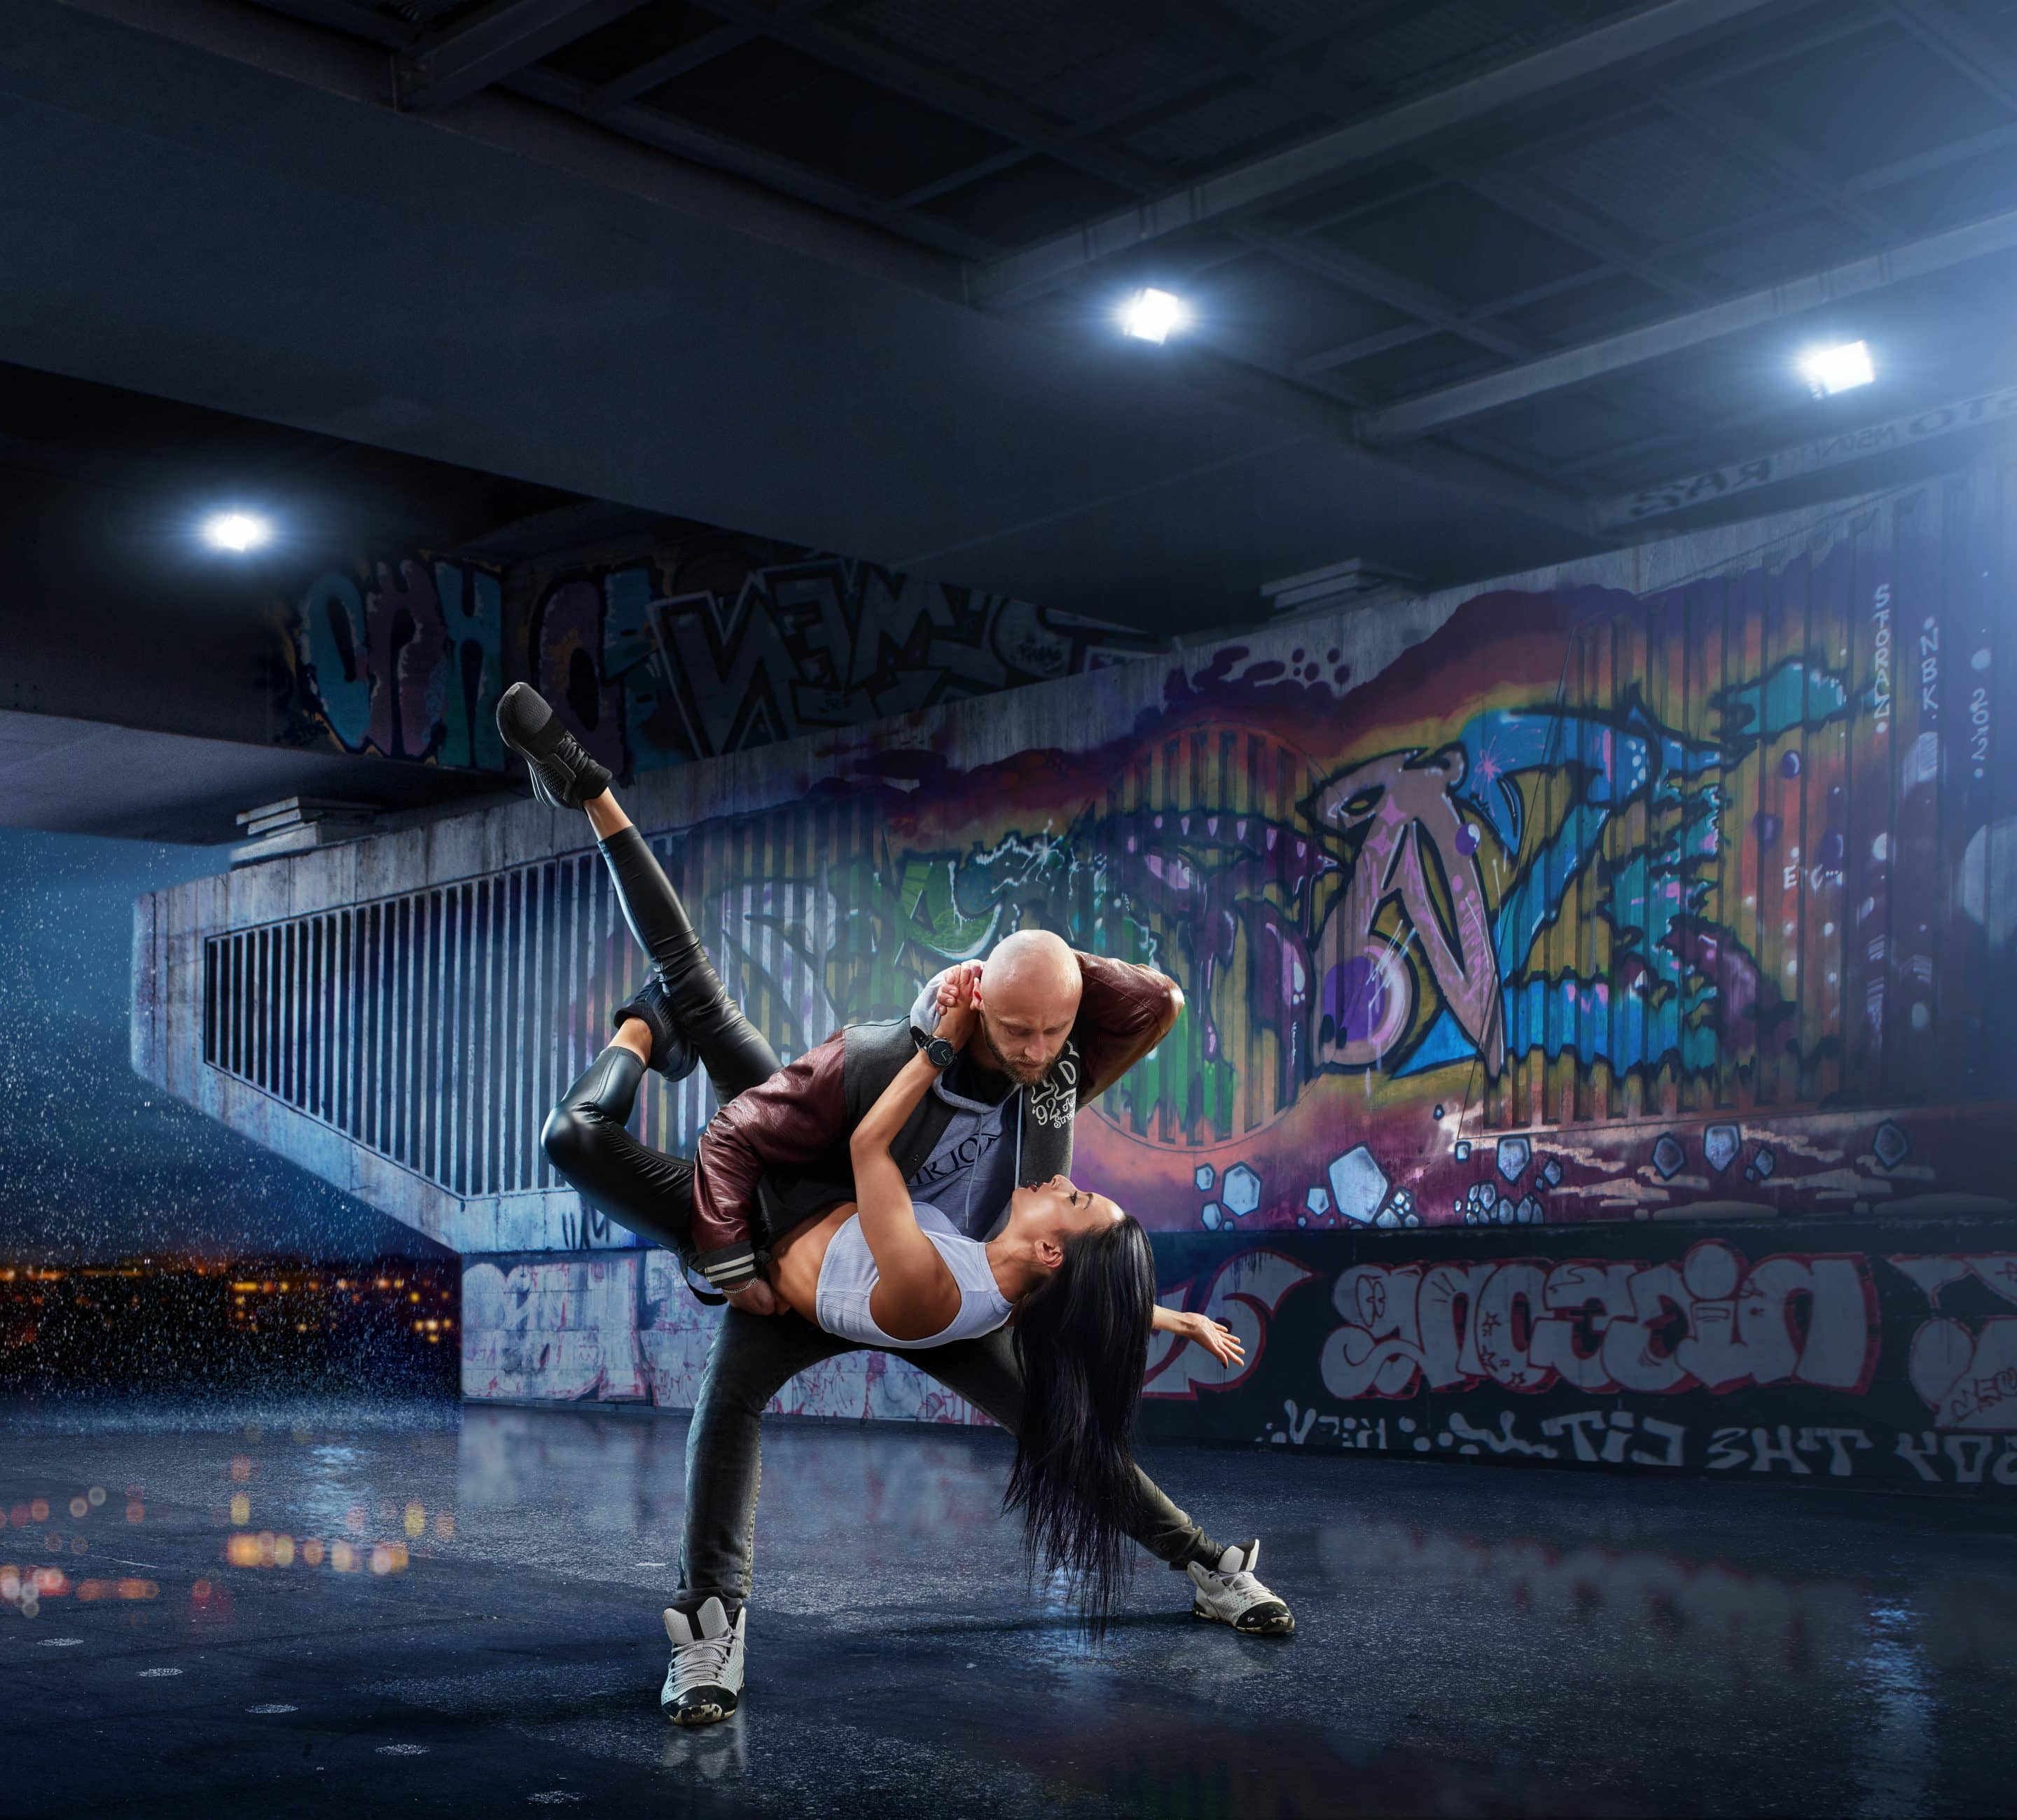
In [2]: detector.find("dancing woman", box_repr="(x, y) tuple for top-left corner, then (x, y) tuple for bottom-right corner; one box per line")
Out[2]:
(611, 945), (1240, 1614)
(497, 682), (1295, 1724)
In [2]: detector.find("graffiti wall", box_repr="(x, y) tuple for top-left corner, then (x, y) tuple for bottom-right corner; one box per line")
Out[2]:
(1135, 1218), (2017, 1494)
(279, 525), (1162, 776)
(458, 1216), (2017, 1494)
(584, 473), (2017, 1241)
(462, 1249), (993, 1426)
(141, 452), (2017, 1473)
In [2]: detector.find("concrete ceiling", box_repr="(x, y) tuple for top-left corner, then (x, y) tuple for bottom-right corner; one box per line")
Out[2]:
(8, 0), (2017, 631)
(10, 0), (2017, 844)
(0, 709), (512, 842)
(0, 0), (1597, 635)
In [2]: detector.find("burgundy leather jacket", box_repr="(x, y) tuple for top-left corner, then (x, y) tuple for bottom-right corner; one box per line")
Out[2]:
(689, 952), (1182, 1295)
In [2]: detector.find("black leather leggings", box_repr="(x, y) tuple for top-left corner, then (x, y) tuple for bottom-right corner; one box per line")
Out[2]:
(540, 826), (779, 1266)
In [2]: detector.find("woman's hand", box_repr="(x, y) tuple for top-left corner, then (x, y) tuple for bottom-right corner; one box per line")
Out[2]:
(933, 960), (981, 1051)
(1181, 1311), (1245, 1369)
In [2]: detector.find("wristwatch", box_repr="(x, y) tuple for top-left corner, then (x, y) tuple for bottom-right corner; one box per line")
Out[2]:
(911, 1025), (957, 1070)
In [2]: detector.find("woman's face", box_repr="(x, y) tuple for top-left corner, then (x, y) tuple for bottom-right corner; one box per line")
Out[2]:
(1007, 1174), (1124, 1263)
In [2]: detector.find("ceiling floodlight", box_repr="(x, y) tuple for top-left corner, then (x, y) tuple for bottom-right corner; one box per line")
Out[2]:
(1798, 340), (1874, 398)
(1121, 287), (1188, 344)
(202, 510), (272, 553)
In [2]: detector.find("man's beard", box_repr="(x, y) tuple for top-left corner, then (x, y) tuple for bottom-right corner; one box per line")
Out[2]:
(982, 1017), (1049, 1086)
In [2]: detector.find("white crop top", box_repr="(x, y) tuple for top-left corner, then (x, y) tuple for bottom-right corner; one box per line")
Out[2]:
(814, 1200), (1014, 1350)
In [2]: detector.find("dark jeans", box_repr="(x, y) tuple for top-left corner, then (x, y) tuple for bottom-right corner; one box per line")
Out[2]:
(542, 826), (1219, 1617)
(681, 1310), (1217, 1617)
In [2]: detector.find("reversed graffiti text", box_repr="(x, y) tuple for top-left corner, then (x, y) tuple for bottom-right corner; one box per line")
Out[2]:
(1319, 1242), (1878, 1400)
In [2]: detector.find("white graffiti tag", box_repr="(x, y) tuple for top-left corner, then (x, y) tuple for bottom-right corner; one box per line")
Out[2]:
(1890, 1253), (2017, 1430)
(1319, 1242), (1878, 1400)
(1144, 1249), (1316, 1399)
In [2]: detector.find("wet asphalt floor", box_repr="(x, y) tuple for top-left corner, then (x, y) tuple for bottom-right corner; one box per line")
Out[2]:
(5, 1395), (2016, 1817)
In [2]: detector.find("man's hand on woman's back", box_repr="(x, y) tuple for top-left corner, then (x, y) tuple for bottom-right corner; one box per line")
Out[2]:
(724, 1279), (785, 1316)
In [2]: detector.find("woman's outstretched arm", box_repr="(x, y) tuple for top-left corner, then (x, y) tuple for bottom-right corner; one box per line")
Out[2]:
(847, 985), (978, 1341)
(1150, 1303), (1245, 1368)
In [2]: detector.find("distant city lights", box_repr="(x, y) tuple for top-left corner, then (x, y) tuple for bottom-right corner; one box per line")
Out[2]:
(200, 510), (272, 553)
(4, 1460), (439, 1621)
(1800, 340), (1875, 398)
(1121, 287), (1188, 344)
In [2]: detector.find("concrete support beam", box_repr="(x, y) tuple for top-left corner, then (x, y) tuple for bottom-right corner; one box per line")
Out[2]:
(1359, 200), (2017, 443)
(1886, 0), (2017, 115)
(396, 0), (641, 112)
(1590, 379), (2017, 530)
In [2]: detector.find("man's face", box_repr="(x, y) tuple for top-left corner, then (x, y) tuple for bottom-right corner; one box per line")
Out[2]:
(976, 973), (1078, 1085)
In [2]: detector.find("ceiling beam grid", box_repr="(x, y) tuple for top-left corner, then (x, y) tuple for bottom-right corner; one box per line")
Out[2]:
(397, 0), (644, 112)
(968, 0), (1822, 308)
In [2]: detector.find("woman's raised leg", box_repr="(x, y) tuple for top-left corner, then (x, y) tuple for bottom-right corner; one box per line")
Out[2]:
(539, 1022), (702, 1258)
(586, 795), (779, 1104)
(495, 681), (779, 1104)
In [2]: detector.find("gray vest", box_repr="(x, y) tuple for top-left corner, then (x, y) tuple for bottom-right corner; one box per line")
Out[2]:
(751, 1019), (1081, 1250)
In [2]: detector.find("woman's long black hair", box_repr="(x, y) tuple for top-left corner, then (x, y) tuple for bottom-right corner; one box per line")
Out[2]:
(1004, 1211), (1158, 1634)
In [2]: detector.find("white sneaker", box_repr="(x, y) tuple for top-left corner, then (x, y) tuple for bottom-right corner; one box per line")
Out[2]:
(660, 1597), (745, 1725)
(1186, 1538), (1295, 1636)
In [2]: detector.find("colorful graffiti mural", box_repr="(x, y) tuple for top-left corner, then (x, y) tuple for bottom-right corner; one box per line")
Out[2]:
(281, 532), (1160, 776)
(618, 480), (2015, 1237)
(215, 477), (2017, 1261)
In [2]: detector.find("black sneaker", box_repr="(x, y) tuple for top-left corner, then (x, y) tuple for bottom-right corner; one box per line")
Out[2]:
(495, 682), (614, 810)
(614, 978), (700, 1082)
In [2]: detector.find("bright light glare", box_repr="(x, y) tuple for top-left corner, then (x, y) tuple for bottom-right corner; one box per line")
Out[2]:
(1798, 340), (1874, 398)
(1121, 287), (1188, 344)
(202, 511), (271, 553)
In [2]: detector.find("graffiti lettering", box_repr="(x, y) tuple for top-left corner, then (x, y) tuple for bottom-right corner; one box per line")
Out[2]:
(1598, 384), (2017, 530)
(286, 545), (1158, 777)
(1144, 1249), (1315, 1400)
(265, 521), (2010, 1270)
(1873, 584), (1893, 732)
(1890, 1253), (2017, 1429)
(1894, 1430), (2017, 1484)
(1318, 1243), (1878, 1401)
(290, 561), (503, 765)
(1703, 1424), (1874, 1475)
(1539, 1409), (1687, 1466)
(556, 1204), (625, 1251)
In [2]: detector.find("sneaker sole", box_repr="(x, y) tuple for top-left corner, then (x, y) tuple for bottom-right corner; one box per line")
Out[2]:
(667, 1693), (738, 1726)
(496, 684), (562, 762)
(1192, 1603), (1296, 1637)
(497, 686), (609, 809)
